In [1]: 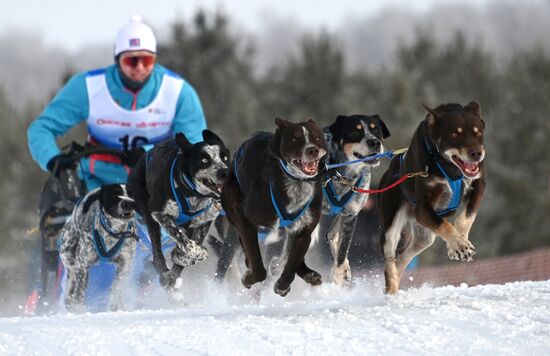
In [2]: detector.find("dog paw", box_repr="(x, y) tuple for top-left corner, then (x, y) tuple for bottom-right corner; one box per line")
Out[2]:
(273, 279), (291, 297)
(447, 239), (476, 261)
(241, 268), (267, 289)
(302, 270), (322, 286)
(160, 271), (178, 289)
(172, 241), (208, 267)
(331, 260), (351, 285)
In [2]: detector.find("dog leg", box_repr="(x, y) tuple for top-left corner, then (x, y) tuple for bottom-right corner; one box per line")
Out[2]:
(153, 213), (209, 265)
(266, 230), (286, 277)
(66, 267), (88, 312)
(395, 224), (435, 280)
(415, 204), (475, 262)
(331, 214), (358, 285)
(110, 253), (135, 312)
(144, 213), (169, 275)
(296, 260), (322, 286)
(382, 206), (408, 294)
(210, 221), (240, 281)
(274, 231), (317, 296)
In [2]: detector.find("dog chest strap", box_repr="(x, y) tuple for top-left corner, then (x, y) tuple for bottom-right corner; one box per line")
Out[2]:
(92, 229), (127, 261)
(170, 155), (212, 226)
(323, 175), (364, 215)
(269, 180), (313, 228)
(399, 153), (463, 216)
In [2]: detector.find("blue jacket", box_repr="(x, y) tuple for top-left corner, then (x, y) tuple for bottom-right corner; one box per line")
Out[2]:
(27, 64), (207, 171)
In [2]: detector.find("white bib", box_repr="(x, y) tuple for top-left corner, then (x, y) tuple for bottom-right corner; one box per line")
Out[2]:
(86, 71), (183, 150)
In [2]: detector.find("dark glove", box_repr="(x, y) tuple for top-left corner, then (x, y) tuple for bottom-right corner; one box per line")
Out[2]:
(122, 147), (145, 167)
(46, 153), (76, 175)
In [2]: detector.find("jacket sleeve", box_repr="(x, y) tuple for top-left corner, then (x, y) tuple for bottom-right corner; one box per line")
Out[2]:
(27, 72), (89, 171)
(172, 81), (207, 144)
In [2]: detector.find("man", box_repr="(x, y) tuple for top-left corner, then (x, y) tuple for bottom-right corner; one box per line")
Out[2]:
(27, 15), (206, 190)
(25, 16), (207, 313)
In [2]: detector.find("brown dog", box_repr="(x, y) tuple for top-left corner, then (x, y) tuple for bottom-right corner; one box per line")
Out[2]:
(221, 118), (327, 296)
(377, 102), (486, 294)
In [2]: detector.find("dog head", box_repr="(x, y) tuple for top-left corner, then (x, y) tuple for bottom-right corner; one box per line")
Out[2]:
(328, 114), (390, 167)
(175, 130), (230, 197)
(424, 101), (486, 179)
(272, 118), (327, 178)
(82, 184), (136, 220)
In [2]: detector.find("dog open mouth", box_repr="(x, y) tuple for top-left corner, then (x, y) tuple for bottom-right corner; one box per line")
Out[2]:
(292, 159), (319, 175)
(202, 178), (223, 195)
(353, 151), (379, 164)
(452, 155), (480, 178)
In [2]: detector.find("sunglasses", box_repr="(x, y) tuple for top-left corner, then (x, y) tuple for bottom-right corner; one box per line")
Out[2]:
(121, 55), (156, 68)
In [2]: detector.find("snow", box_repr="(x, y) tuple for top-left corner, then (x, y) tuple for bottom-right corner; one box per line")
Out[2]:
(1, 277), (549, 355)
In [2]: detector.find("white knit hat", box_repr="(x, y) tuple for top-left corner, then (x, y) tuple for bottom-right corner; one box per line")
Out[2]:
(114, 15), (156, 56)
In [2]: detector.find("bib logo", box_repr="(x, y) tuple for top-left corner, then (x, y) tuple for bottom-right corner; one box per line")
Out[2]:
(148, 107), (167, 115)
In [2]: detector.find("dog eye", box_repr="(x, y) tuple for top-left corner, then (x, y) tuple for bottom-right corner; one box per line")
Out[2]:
(291, 137), (298, 143)
(201, 158), (209, 164)
(313, 137), (320, 142)
(451, 133), (458, 138)
(222, 155), (228, 161)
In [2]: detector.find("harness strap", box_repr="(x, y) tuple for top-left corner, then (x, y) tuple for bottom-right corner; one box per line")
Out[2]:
(398, 153), (462, 216)
(323, 175), (364, 215)
(92, 211), (135, 261)
(170, 155), (212, 226)
(269, 180), (313, 228)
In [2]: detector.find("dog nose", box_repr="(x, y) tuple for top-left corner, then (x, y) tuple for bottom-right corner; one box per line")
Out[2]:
(468, 147), (484, 162)
(217, 168), (229, 180)
(306, 146), (320, 158)
(120, 200), (132, 211)
(367, 139), (381, 148)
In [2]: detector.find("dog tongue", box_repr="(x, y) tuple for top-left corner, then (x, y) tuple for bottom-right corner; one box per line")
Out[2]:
(302, 160), (317, 174)
(453, 156), (479, 177)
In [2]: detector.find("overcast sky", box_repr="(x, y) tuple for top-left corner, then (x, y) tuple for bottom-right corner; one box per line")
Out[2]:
(0, 0), (489, 52)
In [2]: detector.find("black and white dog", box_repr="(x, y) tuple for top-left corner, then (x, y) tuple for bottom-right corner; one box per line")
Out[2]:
(316, 114), (390, 284)
(59, 184), (138, 311)
(128, 130), (230, 291)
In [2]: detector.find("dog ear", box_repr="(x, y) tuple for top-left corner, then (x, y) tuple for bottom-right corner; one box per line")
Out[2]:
(464, 101), (481, 117)
(422, 103), (441, 126)
(175, 132), (192, 150)
(306, 118), (317, 125)
(82, 189), (101, 214)
(373, 115), (391, 139)
(275, 117), (290, 128)
(202, 129), (224, 144)
(328, 115), (347, 138)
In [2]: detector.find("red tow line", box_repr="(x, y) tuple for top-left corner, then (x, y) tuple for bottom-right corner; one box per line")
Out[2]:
(352, 171), (429, 195)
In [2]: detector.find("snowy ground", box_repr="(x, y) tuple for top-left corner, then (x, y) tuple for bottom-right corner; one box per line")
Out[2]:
(0, 276), (549, 356)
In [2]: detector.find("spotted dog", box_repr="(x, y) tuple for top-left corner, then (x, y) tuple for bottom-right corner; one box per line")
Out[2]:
(378, 102), (486, 294)
(59, 184), (138, 311)
(316, 114), (390, 284)
(128, 131), (230, 290)
(221, 118), (327, 297)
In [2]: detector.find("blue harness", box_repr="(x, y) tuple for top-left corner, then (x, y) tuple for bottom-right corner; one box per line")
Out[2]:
(399, 135), (464, 216)
(169, 154), (212, 226)
(233, 143), (314, 229)
(322, 175), (364, 215)
(88, 204), (136, 262)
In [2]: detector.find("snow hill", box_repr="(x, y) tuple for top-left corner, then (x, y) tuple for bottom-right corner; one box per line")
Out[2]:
(0, 278), (549, 355)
